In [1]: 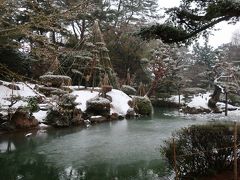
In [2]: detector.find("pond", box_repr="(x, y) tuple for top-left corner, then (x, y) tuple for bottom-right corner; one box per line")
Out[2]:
(0, 109), (214, 180)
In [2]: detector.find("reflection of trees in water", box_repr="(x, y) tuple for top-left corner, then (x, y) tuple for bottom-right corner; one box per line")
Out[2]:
(0, 147), (170, 180)
(0, 151), (59, 180)
(0, 129), (170, 179)
(0, 134), (59, 180)
(60, 160), (170, 180)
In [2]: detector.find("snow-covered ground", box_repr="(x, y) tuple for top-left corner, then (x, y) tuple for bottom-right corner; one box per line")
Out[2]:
(71, 90), (99, 111)
(0, 81), (132, 123)
(167, 95), (185, 104)
(71, 88), (132, 115)
(107, 89), (132, 115)
(0, 81), (41, 109)
(1, 80), (240, 124)
(187, 92), (211, 109)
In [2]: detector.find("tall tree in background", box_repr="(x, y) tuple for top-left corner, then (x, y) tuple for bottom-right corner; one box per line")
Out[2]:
(0, 0), (93, 78)
(104, 26), (149, 83)
(190, 39), (218, 88)
(145, 40), (186, 97)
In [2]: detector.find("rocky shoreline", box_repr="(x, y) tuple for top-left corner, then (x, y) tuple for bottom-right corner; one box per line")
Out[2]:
(0, 80), (153, 134)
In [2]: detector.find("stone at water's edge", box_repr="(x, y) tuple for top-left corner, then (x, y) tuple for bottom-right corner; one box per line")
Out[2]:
(86, 97), (111, 117)
(132, 96), (153, 116)
(11, 107), (39, 129)
(126, 108), (135, 119)
(110, 113), (119, 120)
(45, 108), (84, 127)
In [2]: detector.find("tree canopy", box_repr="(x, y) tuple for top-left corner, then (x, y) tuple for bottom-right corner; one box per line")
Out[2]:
(138, 0), (240, 44)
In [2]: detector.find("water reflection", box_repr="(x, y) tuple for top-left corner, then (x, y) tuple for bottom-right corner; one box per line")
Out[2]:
(0, 141), (16, 153)
(0, 147), (169, 180)
(0, 108), (207, 180)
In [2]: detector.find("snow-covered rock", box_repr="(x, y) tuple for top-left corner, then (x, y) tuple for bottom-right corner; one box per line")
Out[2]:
(187, 92), (211, 109)
(107, 89), (132, 115)
(86, 97), (111, 116)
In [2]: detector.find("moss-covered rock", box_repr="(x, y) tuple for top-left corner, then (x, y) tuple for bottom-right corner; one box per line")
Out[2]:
(45, 108), (83, 127)
(45, 94), (83, 127)
(86, 97), (111, 116)
(121, 85), (137, 96)
(132, 96), (153, 116)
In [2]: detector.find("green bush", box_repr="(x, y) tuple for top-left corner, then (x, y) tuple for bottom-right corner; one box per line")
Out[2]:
(162, 123), (240, 179)
(27, 97), (40, 116)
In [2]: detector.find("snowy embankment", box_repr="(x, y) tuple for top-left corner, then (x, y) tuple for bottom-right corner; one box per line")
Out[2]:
(172, 91), (240, 117)
(0, 81), (132, 123)
(71, 88), (131, 115)
(0, 81), (40, 113)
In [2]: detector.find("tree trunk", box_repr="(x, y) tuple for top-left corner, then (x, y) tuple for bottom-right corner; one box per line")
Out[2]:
(208, 85), (221, 110)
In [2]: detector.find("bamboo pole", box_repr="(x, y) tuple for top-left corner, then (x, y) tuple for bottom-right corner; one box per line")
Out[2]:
(225, 91), (228, 116)
(173, 138), (178, 180)
(234, 121), (238, 180)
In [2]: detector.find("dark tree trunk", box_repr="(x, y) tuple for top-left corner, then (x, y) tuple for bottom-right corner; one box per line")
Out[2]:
(208, 85), (221, 111)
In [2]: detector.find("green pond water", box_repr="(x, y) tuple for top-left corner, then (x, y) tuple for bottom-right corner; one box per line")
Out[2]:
(0, 109), (209, 180)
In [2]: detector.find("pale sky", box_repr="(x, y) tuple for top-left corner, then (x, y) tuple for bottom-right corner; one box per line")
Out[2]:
(157, 0), (240, 48)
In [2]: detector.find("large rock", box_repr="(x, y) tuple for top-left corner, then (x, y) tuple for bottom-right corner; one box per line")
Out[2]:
(11, 107), (39, 129)
(45, 108), (83, 127)
(45, 94), (82, 127)
(121, 85), (137, 96)
(86, 97), (111, 116)
(40, 75), (72, 88)
(132, 96), (153, 116)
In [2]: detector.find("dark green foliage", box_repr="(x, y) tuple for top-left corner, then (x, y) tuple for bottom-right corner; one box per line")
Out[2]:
(27, 97), (40, 116)
(162, 123), (240, 179)
(104, 27), (150, 83)
(0, 48), (32, 80)
(133, 96), (153, 116)
(138, 0), (240, 43)
(137, 24), (190, 44)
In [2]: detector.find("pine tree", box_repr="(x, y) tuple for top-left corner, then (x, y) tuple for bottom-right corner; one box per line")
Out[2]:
(61, 20), (118, 88)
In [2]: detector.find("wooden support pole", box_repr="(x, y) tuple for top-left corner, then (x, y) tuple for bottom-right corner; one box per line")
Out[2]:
(234, 121), (238, 180)
(225, 91), (228, 116)
(173, 138), (178, 180)
(178, 91), (181, 109)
